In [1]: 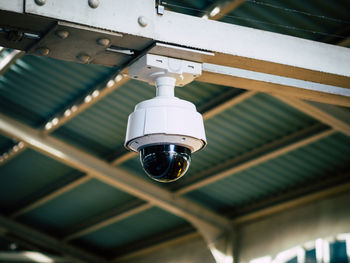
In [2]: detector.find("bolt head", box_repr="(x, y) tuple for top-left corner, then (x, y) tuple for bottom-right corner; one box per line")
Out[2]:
(55, 30), (69, 39)
(138, 16), (148, 27)
(77, 53), (91, 63)
(88, 0), (99, 8)
(34, 0), (46, 6)
(36, 47), (50, 56)
(97, 38), (111, 47)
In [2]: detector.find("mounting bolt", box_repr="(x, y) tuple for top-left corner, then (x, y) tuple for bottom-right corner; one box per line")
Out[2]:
(36, 47), (50, 56)
(97, 38), (110, 47)
(138, 16), (148, 27)
(88, 0), (99, 8)
(77, 53), (91, 63)
(34, 0), (46, 6)
(55, 30), (69, 39)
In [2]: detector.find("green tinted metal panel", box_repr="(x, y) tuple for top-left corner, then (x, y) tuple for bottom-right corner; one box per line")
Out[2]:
(18, 179), (138, 233)
(0, 149), (76, 212)
(76, 207), (188, 250)
(0, 134), (13, 152)
(165, 0), (350, 44)
(170, 93), (319, 189)
(53, 80), (232, 157)
(0, 55), (113, 127)
(186, 133), (350, 211)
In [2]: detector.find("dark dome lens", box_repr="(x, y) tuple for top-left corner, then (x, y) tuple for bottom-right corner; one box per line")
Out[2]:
(139, 144), (191, 183)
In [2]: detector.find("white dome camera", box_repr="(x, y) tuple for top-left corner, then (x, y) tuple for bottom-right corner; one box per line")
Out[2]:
(125, 54), (207, 182)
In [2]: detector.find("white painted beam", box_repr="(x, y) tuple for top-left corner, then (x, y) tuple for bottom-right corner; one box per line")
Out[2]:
(1, 0), (349, 97)
(200, 64), (350, 107)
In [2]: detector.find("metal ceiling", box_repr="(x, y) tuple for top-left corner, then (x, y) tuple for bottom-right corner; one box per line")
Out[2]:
(0, 0), (349, 262)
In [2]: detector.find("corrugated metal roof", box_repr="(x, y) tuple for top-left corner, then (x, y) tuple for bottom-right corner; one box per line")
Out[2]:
(18, 178), (138, 234)
(185, 132), (350, 212)
(0, 149), (77, 213)
(74, 207), (189, 253)
(0, 55), (113, 127)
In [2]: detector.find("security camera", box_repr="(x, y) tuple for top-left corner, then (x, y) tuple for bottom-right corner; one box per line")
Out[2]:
(125, 54), (207, 183)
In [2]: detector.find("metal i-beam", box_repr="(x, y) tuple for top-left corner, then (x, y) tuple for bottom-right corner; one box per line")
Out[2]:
(63, 122), (325, 243)
(46, 91), (256, 242)
(0, 215), (108, 263)
(275, 97), (350, 136)
(114, 172), (350, 262)
(0, 113), (233, 260)
(1, 0), (350, 104)
(9, 90), (255, 225)
(203, 0), (245, 20)
(199, 64), (350, 107)
(0, 49), (24, 75)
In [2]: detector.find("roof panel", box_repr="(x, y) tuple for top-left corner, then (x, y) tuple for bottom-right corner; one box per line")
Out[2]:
(0, 55), (113, 127)
(0, 149), (77, 213)
(185, 132), (350, 212)
(17, 178), (138, 234)
(75, 207), (189, 252)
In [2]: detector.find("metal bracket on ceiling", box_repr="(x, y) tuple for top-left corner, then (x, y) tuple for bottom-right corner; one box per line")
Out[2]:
(156, 0), (164, 15)
(27, 21), (152, 67)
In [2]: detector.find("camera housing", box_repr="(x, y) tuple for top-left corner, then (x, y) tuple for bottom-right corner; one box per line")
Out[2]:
(125, 54), (207, 182)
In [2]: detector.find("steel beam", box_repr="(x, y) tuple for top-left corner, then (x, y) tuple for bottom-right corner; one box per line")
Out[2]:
(0, 252), (69, 263)
(1, 1), (350, 95)
(63, 202), (152, 242)
(0, 113), (233, 255)
(10, 176), (91, 219)
(203, 0), (245, 20)
(114, 172), (350, 262)
(275, 97), (350, 136)
(8, 90), (254, 233)
(48, 91), (256, 243)
(0, 215), (108, 263)
(232, 179), (350, 224)
(0, 50), (24, 75)
(200, 64), (350, 107)
(62, 122), (326, 245)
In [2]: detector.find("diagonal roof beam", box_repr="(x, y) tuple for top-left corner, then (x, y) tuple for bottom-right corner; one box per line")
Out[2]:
(1, 1), (349, 100)
(275, 97), (350, 137)
(0, 49), (24, 75)
(0, 215), (108, 263)
(272, 35), (350, 137)
(62, 122), (326, 241)
(0, 112), (233, 247)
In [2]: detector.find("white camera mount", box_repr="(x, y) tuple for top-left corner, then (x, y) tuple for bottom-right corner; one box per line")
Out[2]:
(125, 54), (207, 153)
